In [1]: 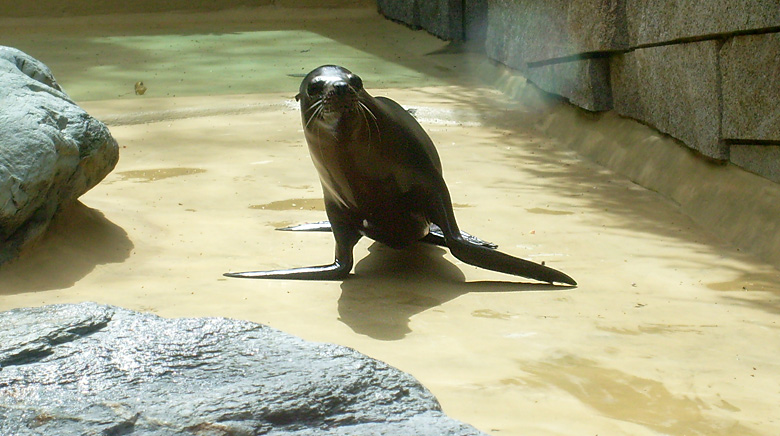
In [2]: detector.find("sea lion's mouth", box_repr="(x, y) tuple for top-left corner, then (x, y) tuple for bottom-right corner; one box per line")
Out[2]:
(321, 90), (359, 116)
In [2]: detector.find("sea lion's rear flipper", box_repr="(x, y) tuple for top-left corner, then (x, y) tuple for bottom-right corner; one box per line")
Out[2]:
(422, 224), (498, 249)
(224, 220), (361, 280)
(447, 240), (577, 285)
(430, 200), (577, 285)
(277, 221), (332, 232)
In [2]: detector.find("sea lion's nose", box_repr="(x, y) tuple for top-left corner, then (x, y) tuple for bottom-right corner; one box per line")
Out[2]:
(332, 81), (349, 95)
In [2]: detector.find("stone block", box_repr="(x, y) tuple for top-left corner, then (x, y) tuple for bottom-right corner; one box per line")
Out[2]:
(486, 0), (628, 64)
(378, 0), (464, 40)
(377, 0), (420, 28)
(721, 32), (780, 141)
(625, 0), (780, 46)
(611, 40), (726, 160)
(419, 0), (463, 41)
(730, 145), (780, 184)
(525, 57), (613, 111)
(464, 0), (488, 43)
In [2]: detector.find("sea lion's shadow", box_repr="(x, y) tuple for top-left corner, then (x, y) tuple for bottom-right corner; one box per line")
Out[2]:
(337, 242), (569, 341)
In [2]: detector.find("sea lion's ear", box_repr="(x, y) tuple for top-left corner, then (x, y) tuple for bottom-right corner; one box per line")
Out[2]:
(295, 93), (301, 102)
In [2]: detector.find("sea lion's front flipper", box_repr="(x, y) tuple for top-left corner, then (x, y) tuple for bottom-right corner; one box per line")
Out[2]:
(276, 221), (332, 232)
(224, 220), (361, 280)
(223, 261), (351, 280)
(431, 201), (577, 285)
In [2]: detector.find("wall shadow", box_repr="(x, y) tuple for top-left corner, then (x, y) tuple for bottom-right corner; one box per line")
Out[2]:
(338, 242), (569, 341)
(0, 201), (134, 294)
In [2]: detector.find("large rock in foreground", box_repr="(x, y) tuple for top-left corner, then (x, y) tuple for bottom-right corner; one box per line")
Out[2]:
(0, 47), (118, 264)
(0, 303), (486, 435)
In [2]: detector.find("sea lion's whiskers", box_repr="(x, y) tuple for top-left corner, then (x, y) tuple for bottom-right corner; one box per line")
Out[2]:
(358, 102), (372, 144)
(304, 99), (322, 115)
(358, 101), (380, 143)
(304, 103), (323, 130)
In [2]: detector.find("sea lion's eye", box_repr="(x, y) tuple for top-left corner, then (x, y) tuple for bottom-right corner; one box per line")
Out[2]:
(348, 75), (363, 90)
(307, 80), (325, 97)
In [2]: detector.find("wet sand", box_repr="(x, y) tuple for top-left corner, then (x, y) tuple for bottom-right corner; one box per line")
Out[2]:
(2, 6), (780, 435)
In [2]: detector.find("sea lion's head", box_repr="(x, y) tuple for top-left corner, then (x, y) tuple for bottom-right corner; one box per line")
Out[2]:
(296, 65), (371, 131)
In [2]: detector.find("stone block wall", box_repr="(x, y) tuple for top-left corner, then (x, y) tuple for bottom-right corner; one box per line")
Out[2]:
(376, 0), (780, 183)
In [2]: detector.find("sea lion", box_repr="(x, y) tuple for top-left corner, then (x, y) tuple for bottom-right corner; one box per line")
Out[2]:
(225, 65), (576, 285)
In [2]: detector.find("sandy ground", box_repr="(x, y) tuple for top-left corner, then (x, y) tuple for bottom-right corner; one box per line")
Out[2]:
(2, 6), (780, 436)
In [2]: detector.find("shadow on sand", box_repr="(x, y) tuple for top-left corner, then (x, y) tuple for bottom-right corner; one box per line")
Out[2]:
(0, 201), (133, 294)
(338, 242), (571, 341)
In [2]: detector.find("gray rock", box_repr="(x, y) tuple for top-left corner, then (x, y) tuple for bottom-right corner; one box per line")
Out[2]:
(625, 0), (780, 46)
(0, 46), (118, 263)
(0, 303), (487, 436)
(721, 32), (780, 141)
(610, 40), (726, 160)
